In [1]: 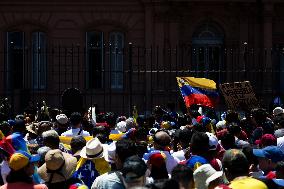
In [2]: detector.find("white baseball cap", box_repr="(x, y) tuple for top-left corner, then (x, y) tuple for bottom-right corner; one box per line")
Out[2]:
(206, 132), (219, 150)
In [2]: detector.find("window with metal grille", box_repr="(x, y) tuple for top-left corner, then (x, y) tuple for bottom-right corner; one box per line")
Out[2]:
(86, 31), (104, 89)
(110, 32), (124, 89)
(5, 31), (24, 89)
(32, 32), (47, 89)
(86, 31), (125, 89)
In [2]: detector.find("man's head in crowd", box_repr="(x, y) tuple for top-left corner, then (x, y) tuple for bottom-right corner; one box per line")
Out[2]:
(126, 117), (136, 131)
(55, 114), (69, 133)
(253, 146), (284, 174)
(242, 146), (258, 169)
(146, 179), (180, 189)
(225, 110), (240, 124)
(171, 164), (194, 189)
(178, 128), (192, 149)
(250, 108), (268, 126)
(42, 130), (60, 149)
(37, 121), (53, 137)
(12, 120), (26, 135)
(70, 112), (82, 128)
(37, 146), (51, 167)
(190, 131), (209, 156)
(153, 130), (171, 151)
(70, 135), (86, 157)
(93, 126), (110, 144)
(220, 132), (236, 150)
(115, 138), (137, 170)
(227, 123), (242, 137)
(122, 155), (147, 188)
(222, 149), (249, 181)
(135, 127), (148, 142)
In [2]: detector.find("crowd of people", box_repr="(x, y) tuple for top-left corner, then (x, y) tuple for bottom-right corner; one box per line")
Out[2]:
(0, 100), (284, 189)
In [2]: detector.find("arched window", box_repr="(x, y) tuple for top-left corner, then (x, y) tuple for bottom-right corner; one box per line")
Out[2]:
(109, 32), (124, 89)
(192, 22), (225, 83)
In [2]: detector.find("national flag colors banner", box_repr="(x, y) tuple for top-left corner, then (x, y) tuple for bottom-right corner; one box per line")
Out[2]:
(176, 77), (219, 108)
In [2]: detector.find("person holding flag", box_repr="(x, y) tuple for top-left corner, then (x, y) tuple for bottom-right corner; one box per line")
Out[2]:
(177, 77), (219, 133)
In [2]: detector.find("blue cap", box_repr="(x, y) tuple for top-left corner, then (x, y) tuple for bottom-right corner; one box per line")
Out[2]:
(272, 179), (284, 187)
(253, 146), (284, 163)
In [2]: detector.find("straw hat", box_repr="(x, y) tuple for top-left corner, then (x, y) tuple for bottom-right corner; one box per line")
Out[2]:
(80, 137), (106, 159)
(38, 149), (77, 183)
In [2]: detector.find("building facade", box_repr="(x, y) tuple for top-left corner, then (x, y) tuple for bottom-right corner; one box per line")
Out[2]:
(0, 0), (284, 114)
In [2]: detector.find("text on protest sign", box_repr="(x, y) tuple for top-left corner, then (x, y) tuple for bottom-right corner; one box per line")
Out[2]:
(219, 81), (259, 110)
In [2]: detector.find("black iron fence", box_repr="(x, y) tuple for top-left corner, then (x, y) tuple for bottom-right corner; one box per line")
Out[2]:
(0, 43), (284, 116)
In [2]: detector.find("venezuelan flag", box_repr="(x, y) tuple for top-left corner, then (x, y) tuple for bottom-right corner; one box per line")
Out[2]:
(177, 77), (219, 108)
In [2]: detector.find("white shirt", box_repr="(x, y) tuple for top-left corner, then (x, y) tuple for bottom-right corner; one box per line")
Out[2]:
(61, 128), (90, 137)
(91, 171), (124, 189)
(172, 149), (186, 161)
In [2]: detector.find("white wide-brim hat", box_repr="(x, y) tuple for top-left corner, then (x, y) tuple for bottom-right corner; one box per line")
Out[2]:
(80, 137), (106, 159)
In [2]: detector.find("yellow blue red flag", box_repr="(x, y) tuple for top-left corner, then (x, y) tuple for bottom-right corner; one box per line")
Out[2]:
(176, 77), (219, 108)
